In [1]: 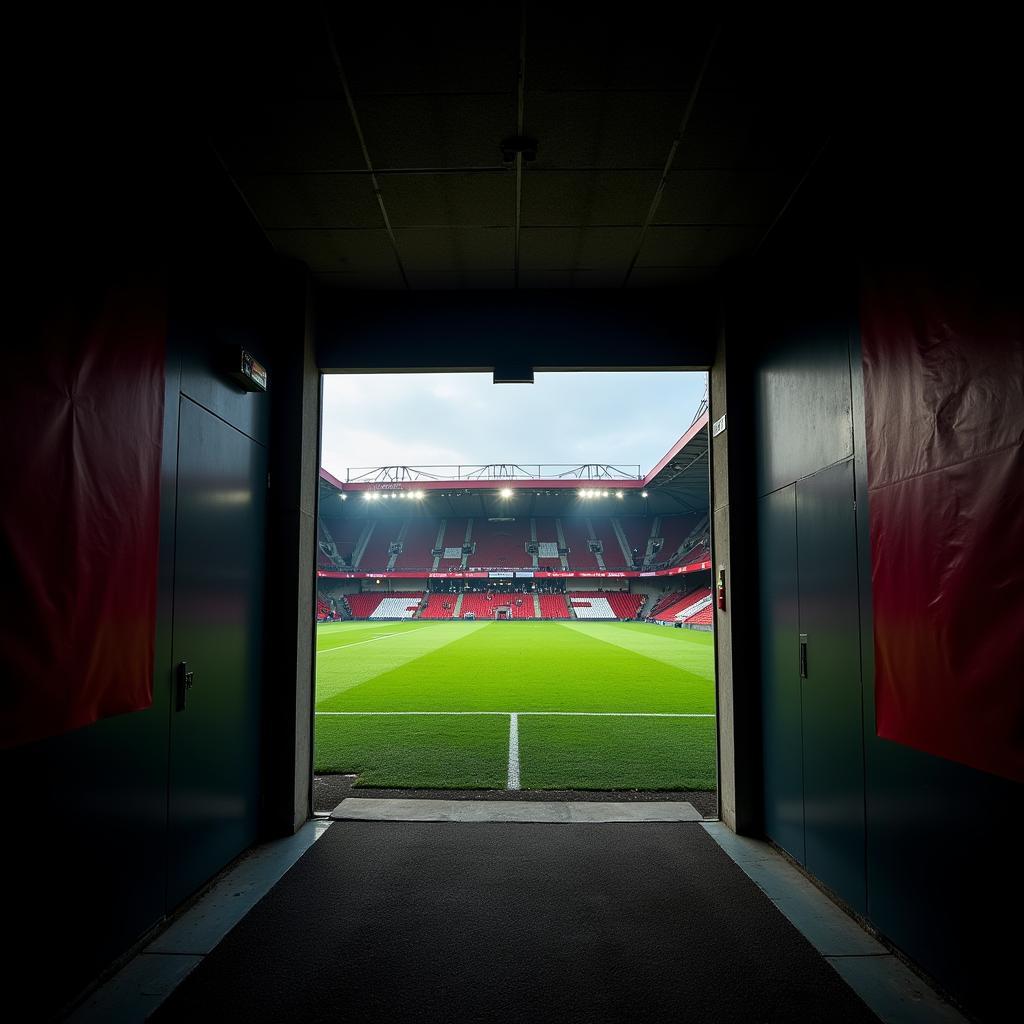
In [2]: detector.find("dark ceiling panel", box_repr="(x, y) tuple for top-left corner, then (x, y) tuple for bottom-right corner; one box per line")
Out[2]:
(238, 175), (381, 230)
(338, 7), (519, 94)
(196, 11), (342, 104)
(405, 270), (516, 290)
(518, 269), (625, 289)
(626, 267), (720, 288)
(392, 227), (513, 271)
(380, 174), (512, 227)
(637, 225), (764, 268)
(654, 170), (795, 225)
(211, 13), (833, 290)
(519, 227), (638, 271)
(212, 101), (365, 174)
(357, 94), (516, 168)
(527, 92), (683, 169)
(268, 229), (397, 272)
(527, 9), (716, 91)
(522, 171), (661, 226)
(675, 91), (826, 172)
(313, 268), (406, 290)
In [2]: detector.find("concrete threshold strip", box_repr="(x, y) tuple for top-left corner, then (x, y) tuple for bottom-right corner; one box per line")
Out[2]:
(330, 798), (705, 823)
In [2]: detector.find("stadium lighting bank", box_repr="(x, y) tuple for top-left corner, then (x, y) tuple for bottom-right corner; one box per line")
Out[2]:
(500, 488), (514, 498)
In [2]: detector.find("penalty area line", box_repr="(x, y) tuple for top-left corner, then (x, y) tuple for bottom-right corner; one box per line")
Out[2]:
(313, 711), (715, 717)
(317, 630), (423, 654)
(507, 713), (520, 791)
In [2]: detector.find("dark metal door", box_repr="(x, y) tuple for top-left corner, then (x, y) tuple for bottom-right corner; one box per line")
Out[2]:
(168, 397), (267, 906)
(796, 458), (866, 913)
(758, 484), (805, 863)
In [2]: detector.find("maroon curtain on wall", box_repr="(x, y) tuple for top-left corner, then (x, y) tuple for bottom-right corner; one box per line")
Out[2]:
(1, 279), (165, 747)
(860, 269), (1024, 782)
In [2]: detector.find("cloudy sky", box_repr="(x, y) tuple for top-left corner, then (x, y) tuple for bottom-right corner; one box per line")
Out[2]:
(321, 372), (707, 480)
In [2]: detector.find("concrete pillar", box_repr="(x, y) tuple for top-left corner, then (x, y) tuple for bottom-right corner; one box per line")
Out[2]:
(264, 266), (320, 836)
(709, 315), (763, 836)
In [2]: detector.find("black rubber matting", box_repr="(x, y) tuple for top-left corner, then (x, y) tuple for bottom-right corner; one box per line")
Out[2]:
(153, 822), (879, 1023)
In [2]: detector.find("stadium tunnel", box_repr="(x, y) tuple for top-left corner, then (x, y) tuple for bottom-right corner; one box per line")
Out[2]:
(3, 7), (1021, 1021)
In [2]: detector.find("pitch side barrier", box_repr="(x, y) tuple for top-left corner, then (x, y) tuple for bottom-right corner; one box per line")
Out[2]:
(316, 563), (712, 581)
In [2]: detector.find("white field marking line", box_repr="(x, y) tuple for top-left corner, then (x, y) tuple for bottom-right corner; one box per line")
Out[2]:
(317, 630), (423, 654)
(507, 713), (521, 790)
(314, 711), (715, 717)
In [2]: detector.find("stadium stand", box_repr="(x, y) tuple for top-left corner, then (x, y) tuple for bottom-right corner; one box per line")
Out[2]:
(460, 592), (535, 619)
(683, 604), (713, 626)
(538, 594), (570, 619)
(680, 542), (711, 568)
(649, 591), (684, 617)
(345, 593), (386, 618)
(391, 517), (438, 570)
(652, 587), (713, 622)
(618, 517), (651, 567)
(419, 594), (457, 620)
(345, 590), (424, 619)
(650, 512), (702, 566)
(320, 516), (364, 567)
(560, 518), (600, 570)
(532, 517), (563, 563)
(370, 594), (424, 619)
(605, 592), (645, 619)
(568, 595), (615, 619)
(315, 514), (702, 572)
(587, 518), (620, 566)
(437, 518), (468, 564)
(316, 595), (333, 620)
(357, 521), (396, 572)
(468, 519), (530, 568)
(566, 591), (642, 620)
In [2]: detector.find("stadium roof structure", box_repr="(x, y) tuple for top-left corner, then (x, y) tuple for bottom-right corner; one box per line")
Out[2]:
(319, 410), (709, 519)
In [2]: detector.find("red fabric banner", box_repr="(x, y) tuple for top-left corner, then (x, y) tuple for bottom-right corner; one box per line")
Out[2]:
(860, 269), (1024, 781)
(1, 279), (166, 747)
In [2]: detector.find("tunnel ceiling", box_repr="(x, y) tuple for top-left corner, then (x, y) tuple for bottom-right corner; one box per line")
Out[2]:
(204, 9), (837, 291)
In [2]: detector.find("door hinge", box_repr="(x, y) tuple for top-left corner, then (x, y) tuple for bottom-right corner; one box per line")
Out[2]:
(799, 634), (808, 679)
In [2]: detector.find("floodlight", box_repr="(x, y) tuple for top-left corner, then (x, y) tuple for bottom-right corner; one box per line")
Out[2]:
(340, 494), (347, 500)
(500, 488), (513, 498)
(641, 491), (648, 498)
(578, 489), (586, 497)
(616, 491), (623, 498)
(364, 493), (372, 500)
(602, 490), (609, 497)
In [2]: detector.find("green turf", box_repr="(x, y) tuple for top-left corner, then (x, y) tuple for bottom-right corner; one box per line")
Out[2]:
(518, 715), (716, 791)
(314, 713), (509, 789)
(314, 620), (716, 791)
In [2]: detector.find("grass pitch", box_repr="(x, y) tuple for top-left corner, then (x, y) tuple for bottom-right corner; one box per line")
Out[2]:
(315, 620), (716, 791)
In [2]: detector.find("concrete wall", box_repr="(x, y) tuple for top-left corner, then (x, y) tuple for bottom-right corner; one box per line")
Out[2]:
(737, 128), (1022, 1021)
(3, 121), (305, 1016)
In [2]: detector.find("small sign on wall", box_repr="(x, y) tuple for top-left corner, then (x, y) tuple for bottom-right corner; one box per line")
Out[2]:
(712, 414), (727, 437)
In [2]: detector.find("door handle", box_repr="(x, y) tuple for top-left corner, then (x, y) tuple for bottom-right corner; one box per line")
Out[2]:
(799, 634), (808, 679)
(176, 660), (196, 711)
